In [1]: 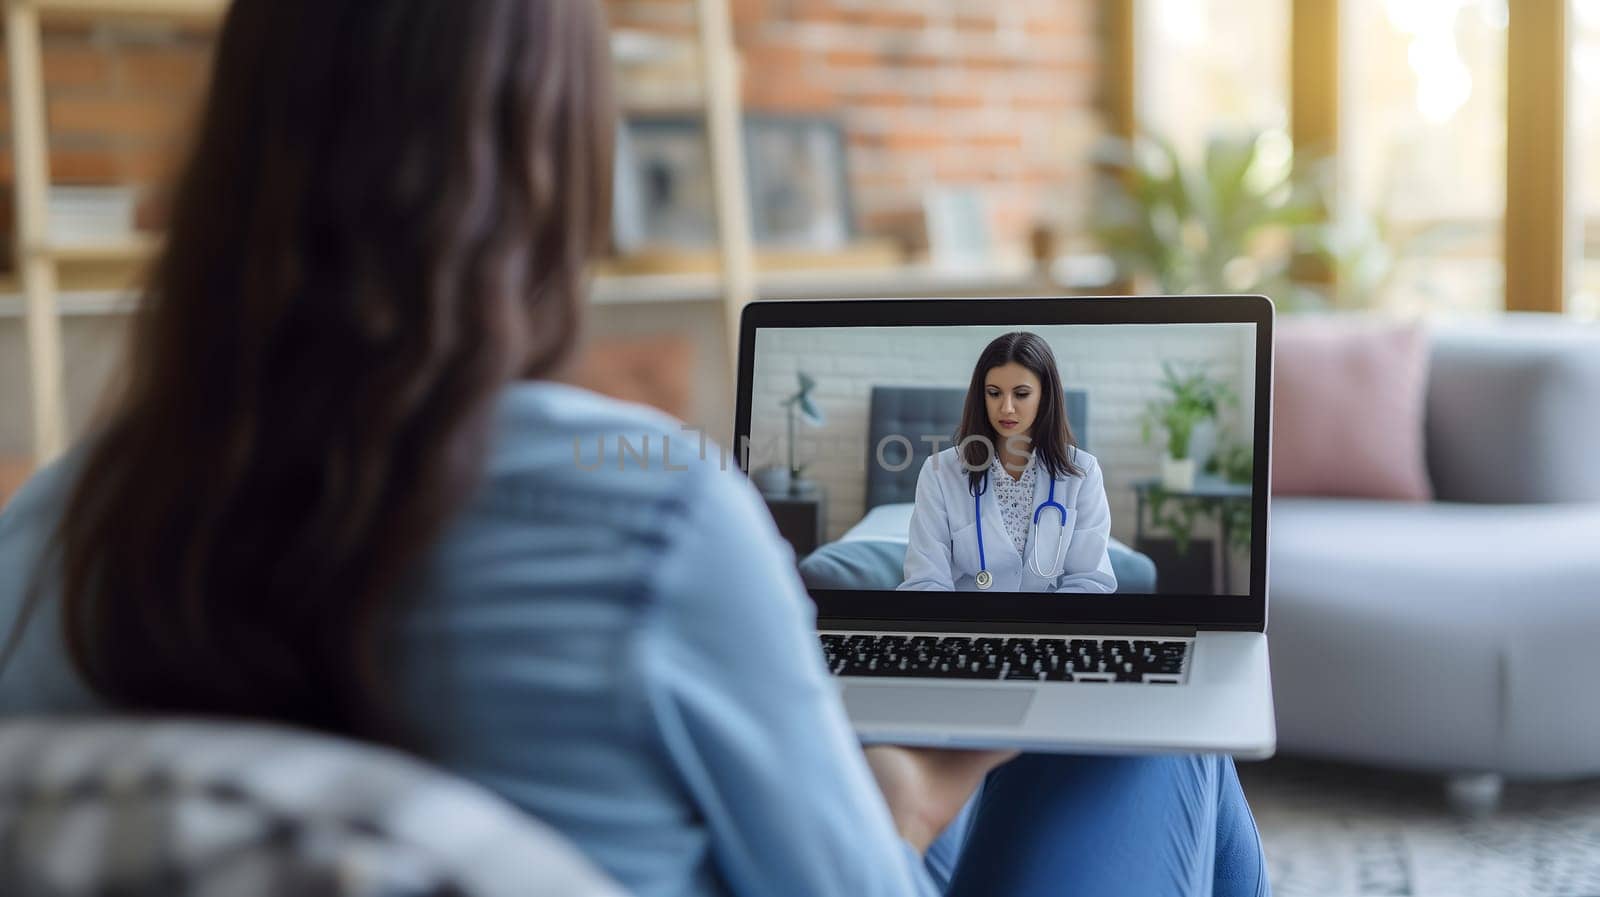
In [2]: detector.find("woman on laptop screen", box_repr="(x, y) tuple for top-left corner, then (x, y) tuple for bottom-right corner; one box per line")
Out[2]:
(900, 332), (1117, 593)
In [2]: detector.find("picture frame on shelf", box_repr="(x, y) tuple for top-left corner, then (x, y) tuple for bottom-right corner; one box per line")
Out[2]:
(743, 114), (853, 251)
(611, 113), (855, 256)
(922, 185), (996, 272)
(612, 116), (718, 252)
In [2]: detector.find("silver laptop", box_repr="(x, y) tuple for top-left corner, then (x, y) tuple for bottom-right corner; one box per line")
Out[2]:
(736, 295), (1275, 757)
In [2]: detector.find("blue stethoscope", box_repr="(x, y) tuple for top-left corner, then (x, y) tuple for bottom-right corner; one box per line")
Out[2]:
(969, 470), (1071, 589)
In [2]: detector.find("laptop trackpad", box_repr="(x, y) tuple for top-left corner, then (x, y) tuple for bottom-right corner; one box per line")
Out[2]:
(843, 685), (1034, 727)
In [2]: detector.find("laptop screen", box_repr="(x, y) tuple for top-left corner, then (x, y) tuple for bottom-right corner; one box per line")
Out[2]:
(745, 318), (1261, 603)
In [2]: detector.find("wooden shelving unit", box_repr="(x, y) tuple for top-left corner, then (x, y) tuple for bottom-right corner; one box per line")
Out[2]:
(29, 236), (160, 265)
(4, 0), (223, 463)
(33, 0), (221, 19)
(7, 0), (755, 467)
(613, 1), (756, 374)
(688, 0), (754, 374)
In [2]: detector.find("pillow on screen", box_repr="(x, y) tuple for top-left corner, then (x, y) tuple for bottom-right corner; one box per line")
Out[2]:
(1271, 317), (1433, 501)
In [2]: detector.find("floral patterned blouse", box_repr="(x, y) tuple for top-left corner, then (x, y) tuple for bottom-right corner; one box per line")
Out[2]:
(989, 452), (1037, 554)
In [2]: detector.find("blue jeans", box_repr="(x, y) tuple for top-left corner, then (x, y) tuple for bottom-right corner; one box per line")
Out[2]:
(925, 754), (1268, 897)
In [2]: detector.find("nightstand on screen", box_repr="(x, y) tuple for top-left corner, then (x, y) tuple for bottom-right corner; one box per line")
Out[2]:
(760, 488), (826, 560)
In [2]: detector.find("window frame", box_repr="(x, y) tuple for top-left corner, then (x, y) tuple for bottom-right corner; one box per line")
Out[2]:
(1105, 0), (1574, 313)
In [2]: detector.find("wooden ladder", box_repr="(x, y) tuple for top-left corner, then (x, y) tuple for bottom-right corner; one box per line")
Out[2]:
(4, 0), (224, 463)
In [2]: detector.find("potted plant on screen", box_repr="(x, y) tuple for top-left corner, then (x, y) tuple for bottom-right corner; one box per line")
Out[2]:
(1140, 362), (1233, 492)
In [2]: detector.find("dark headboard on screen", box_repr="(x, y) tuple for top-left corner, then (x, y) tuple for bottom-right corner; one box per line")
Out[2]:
(864, 386), (1088, 510)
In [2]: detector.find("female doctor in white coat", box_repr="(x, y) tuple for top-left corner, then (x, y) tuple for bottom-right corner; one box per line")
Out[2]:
(899, 331), (1118, 593)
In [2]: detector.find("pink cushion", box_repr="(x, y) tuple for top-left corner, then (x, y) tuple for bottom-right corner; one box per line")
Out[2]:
(1272, 318), (1433, 500)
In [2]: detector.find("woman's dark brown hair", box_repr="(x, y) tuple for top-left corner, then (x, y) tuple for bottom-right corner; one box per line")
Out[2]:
(32, 0), (612, 739)
(954, 332), (1082, 494)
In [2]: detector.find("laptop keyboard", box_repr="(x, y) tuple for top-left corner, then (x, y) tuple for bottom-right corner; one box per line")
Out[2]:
(819, 633), (1190, 684)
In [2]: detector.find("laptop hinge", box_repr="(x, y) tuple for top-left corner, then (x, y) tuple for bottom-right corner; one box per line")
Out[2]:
(816, 618), (1199, 638)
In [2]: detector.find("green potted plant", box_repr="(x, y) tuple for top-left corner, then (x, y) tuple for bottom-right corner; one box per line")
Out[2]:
(1140, 362), (1234, 492)
(1205, 430), (1254, 558)
(1205, 431), (1254, 485)
(1090, 128), (1408, 311)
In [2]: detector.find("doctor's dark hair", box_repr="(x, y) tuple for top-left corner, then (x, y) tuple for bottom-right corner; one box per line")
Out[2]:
(20, 0), (613, 742)
(955, 332), (1083, 493)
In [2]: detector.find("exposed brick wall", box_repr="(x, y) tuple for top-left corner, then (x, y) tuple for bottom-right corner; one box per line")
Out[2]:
(0, 24), (213, 188)
(0, 4), (1105, 458)
(1, 5), (1103, 253)
(607, 0), (1103, 252)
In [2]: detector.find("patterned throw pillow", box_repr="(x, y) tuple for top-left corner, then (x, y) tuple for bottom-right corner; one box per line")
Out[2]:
(0, 717), (626, 897)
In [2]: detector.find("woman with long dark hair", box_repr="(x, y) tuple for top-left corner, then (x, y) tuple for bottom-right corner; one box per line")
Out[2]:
(0, 3), (1265, 895)
(900, 332), (1117, 593)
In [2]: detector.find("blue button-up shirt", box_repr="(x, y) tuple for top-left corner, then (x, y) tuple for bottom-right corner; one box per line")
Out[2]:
(0, 382), (939, 897)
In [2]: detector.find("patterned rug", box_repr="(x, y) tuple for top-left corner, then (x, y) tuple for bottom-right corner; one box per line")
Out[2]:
(1238, 758), (1600, 897)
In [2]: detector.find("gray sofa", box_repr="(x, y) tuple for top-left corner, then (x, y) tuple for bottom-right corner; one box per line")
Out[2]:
(1268, 316), (1600, 807)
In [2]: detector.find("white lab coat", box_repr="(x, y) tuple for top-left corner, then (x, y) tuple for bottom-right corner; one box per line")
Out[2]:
(898, 446), (1117, 593)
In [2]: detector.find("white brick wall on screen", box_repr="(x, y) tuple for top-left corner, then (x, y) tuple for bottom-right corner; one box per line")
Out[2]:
(750, 324), (1257, 562)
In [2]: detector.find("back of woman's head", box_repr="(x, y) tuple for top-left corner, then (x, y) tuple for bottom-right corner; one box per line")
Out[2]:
(44, 0), (613, 739)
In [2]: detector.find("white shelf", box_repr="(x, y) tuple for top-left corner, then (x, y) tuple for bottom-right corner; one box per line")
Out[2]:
(0, 255), (1118, 318)
(9, 0), (226, 459)
(0, 290), (135, 318)
(590, 255), (1116, 306)
(30, 0), (227, 21)
(611, 28), (697, 65)
(27, 235), (159, 263)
